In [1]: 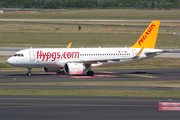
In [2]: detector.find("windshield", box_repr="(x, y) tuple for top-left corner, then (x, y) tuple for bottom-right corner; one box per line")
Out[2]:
(13, 54), (24, 57)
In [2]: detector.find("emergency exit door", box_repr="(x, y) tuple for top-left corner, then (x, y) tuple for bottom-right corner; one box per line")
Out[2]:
(29, 50), (35, 61)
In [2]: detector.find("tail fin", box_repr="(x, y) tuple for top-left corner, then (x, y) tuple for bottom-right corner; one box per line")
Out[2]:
(130, 21), (160, 49)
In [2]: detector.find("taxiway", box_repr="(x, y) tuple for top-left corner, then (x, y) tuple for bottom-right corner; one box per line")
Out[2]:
(0, 68), (180, 120)
(0, 96), (180, 120)
(0, 68), (180, 83)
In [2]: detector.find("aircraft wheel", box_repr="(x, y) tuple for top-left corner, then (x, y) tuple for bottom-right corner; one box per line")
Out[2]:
(27, 72), (31, 76)
(87, 71), (94, 76)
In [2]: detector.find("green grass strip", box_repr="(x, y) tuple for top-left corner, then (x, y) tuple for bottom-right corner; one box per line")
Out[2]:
(1, 81), (180, 88)
(0, 89), (179, 98)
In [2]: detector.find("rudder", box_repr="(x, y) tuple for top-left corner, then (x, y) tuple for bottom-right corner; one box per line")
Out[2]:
(130, 21), (160, 49)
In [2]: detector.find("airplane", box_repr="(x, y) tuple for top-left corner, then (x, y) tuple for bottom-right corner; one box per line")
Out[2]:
(7, 21), (163, 76)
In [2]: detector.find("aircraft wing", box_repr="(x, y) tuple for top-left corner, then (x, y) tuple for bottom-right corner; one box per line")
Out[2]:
(65, 57), (129, 64)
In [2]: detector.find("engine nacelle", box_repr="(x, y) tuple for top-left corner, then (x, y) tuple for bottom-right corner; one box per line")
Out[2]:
(64, 63), (85, 75)
(43, 67), (61, 72)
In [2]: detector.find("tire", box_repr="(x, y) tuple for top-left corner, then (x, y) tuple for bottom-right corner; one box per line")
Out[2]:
(27, 72), (31, 76)
(87, 71), (94, 76)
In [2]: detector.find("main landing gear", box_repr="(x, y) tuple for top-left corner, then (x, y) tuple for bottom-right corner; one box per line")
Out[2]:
(87, 70), (94, 76)
(27, 67), (32, 76)
(86, 65), (94, 76)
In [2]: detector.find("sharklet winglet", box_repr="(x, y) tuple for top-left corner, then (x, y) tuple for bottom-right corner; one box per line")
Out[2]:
(67, 42), (72, 48)
(134, 47), (144, 58)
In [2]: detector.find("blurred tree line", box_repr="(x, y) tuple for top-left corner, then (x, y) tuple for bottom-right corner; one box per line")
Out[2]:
(0, 0), (179, 9)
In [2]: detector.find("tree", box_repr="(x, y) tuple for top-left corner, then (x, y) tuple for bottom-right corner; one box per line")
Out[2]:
(24, 1), (31, 8)
(0, 0), (178, 9)
(102, 2), (109, 8)
(1, 2), (9, 8)
(44, 1), (56, 9)
(143, 1), (148, 8)
(87, 3), (95, 8)
(20, 3), (24, 8)
(118, 3), (124, 7)
(12, 3), (18, 8)
(76, 1), (84, 8)
(78, 26), (81, 30)
(151, 2), (155, 8)
(122, 1), (130, 7)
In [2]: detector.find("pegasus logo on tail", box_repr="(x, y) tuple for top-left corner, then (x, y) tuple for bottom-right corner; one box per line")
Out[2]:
(130, 21), (160, 49)
(138, 23), (155, 46)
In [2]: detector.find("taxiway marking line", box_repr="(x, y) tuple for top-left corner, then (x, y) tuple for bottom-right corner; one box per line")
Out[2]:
(0, 102), (157, 108)
(99, 71), (157, 78)
(124, 74), (158, 78)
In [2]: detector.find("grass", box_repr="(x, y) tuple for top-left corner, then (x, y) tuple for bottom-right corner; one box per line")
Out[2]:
(0, 20), (179, 48)
(0, 33), (179, 48)
(1, 81), (180, 88)
(1, 9), (180, 20)
(0, 89), (179, 98)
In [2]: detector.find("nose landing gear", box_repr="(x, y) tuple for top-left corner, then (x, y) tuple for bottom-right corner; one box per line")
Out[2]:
(27, 67), (32, 76)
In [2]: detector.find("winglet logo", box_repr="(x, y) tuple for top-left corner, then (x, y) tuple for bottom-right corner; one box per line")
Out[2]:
(138, 23), (155, 46)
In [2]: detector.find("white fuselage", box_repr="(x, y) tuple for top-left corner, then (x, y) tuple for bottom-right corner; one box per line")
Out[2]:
(7, 47), (163, 68)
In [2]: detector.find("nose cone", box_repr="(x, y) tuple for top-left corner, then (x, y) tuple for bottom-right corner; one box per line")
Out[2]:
(7, 57), (16, 66)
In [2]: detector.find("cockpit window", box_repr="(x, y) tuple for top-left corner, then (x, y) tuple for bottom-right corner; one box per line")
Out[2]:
(13, 54), (24, 57)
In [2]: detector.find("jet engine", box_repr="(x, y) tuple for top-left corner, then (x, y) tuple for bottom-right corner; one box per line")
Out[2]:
(64, 63), (86, 75)
(43, 67), (61, 72)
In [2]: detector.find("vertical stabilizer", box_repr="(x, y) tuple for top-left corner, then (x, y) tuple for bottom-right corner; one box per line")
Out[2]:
(130, 21), (160, 49)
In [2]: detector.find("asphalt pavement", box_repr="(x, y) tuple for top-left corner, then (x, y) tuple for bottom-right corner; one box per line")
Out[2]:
(0, 96), (180, 120)
(1, 68), (180, 120)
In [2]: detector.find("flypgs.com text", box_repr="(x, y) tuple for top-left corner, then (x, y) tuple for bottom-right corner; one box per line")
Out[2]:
(37, 51), (79, 61)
